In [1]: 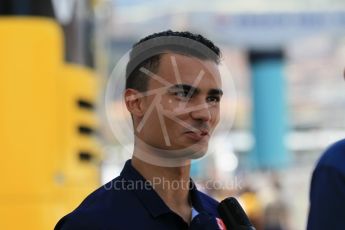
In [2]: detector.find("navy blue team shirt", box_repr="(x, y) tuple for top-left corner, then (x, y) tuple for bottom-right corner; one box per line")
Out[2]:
(55, 160), (223, 230)
(307, 139), (345, 230)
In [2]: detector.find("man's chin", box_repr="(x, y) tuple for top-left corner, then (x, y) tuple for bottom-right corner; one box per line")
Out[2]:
(188, 146), (208, 159)
(159, 145), (208, 159)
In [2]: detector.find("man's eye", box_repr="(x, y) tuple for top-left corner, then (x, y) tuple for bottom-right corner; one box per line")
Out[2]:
(174, 91), (191, 99)
(207, 96), (220, 104)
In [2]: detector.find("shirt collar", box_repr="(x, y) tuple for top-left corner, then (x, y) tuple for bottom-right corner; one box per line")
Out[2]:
(119, 159), (208, 218)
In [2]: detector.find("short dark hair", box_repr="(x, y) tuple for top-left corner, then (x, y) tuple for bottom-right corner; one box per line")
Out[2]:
(125, 30), (221, 92)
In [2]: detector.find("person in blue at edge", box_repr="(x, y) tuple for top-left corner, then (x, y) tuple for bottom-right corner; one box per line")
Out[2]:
(307, 70), (345, 230)
(55, 31), (229, 229)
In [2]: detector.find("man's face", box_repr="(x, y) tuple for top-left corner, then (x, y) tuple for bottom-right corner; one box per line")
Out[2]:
(132, 52), (222, 158)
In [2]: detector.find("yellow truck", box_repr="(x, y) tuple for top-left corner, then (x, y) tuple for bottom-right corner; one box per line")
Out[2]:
(0, 17), (101, 229)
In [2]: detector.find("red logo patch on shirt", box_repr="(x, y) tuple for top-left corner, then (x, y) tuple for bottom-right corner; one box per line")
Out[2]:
(216, 217), (227, 230)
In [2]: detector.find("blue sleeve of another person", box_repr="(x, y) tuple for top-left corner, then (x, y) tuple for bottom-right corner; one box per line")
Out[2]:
(307, 140), (345, 230)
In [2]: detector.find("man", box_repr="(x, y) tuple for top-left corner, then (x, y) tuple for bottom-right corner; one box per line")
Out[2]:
(55, 30), (226, 229)
(307, 140), (345, 230)
(307, 70), (345, 230)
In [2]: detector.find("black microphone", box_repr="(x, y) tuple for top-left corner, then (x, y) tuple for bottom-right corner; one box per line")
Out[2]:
(218, 197), (256, 230)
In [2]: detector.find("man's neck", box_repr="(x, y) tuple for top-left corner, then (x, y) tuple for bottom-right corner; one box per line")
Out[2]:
(131, 155), (192, 223)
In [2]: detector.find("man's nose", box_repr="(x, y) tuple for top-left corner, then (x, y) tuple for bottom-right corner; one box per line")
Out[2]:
(190, 103), (211, 122)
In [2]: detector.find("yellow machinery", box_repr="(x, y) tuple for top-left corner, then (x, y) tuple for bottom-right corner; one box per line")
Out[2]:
(0, 17), (101, 229)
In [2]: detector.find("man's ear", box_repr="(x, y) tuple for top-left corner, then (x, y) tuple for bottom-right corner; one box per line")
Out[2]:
(124, 88), (145, 118)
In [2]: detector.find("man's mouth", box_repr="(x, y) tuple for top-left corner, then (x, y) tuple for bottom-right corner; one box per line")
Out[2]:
(184, 129), (209, 141)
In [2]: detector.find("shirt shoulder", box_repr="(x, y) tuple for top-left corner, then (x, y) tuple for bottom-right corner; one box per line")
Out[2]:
(54, 176), (145, 229)
(316, 139), (345, 175)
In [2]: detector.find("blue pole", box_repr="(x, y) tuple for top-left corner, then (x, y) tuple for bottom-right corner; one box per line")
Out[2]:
(249, 50), (289, 169)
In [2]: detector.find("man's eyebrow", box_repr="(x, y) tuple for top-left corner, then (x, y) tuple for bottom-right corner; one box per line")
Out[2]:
(168, 84), (200, 94)
(168, 84), (223, 96)
(208, 88), (223, 96)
